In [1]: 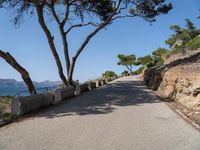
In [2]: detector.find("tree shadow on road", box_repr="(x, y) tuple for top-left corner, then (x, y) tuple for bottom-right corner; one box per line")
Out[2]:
(37, 79), (162, 119)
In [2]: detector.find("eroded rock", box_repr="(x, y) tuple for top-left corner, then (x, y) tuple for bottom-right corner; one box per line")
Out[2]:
(144, 52), (200, 111)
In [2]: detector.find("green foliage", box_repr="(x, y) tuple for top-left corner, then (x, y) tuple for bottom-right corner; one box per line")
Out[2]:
(152, 48), (168, 57)
(132, 66), (145, 75)
(121, 70), (129, 76)
(0, 96), (12, 119)
(0, 0), (172, 85)
(135, 48), (168, 68)
(129, 1), (172, 21)
(102, 71), (116, 79)
(137, 55), (155, 67)
(185, 19), (196, 30)
(186, 36), (200, 50)
(152, 48), (168, 66)
(164, 19), (200, 58)
(165, 19), (200, 50)
(117, 54), (136, 66)
(0, 0), (172, 26)
(165, 35), (177, 48)
(170, 25), (182, 34)
(132, 18), (200, 68)
(117, 54), (137, 73)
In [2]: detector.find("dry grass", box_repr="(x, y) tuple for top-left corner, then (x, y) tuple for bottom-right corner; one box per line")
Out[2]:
(0, 96), (13, 120)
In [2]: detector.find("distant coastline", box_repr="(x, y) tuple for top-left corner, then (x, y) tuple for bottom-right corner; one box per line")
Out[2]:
(0, 79), (62, 96)
(0, 79), (62, 87)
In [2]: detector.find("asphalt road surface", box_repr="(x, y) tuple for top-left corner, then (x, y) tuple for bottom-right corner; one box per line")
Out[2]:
(0, 76), (200, 150)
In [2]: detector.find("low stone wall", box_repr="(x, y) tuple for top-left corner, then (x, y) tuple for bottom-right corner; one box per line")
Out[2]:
(11, 93), (54, 116)
(88, 82), (96, 90)
(95, 81), (100, 87)
(100, 80), (106, 86)
(80, 83), (89, 93)
(10, 76), (119, 117)
(54, 87), (75, 103)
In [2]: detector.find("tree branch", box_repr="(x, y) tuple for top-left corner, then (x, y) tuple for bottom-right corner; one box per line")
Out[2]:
(68, 0), (123, 81)
(0, 50), (36, 94)
(36, 5), (67, 84)
(112, 14), (136, 21)
(65, 22), (100, 34)
(49, 2), (71, 74)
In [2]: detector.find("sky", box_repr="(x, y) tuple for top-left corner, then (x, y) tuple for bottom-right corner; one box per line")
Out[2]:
(0, 0), (200, 83)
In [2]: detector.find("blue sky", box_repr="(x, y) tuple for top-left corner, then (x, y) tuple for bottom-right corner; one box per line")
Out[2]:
(0, 0), (200, 82)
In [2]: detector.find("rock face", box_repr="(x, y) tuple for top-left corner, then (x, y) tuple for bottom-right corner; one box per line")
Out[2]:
(144, 52), (200, 111)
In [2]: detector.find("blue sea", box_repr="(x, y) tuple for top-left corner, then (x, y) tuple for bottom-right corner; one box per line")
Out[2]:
(0, 87), (29, 96)
(0, 86), (57, 96)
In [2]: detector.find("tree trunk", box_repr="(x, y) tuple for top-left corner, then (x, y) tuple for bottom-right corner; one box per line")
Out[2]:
(58, 25), (70, 74)
(0, 50), (36, 94)
(67, 1), (123, 84)
(126, 65), (132, 74)
(68, 57), (76, 85)
(36, 6), (68, 85)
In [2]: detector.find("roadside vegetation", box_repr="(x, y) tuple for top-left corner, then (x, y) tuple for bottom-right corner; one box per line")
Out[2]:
(0, 96), (13, 120)
(102, 71), (117, 79)
(117, 54), (137, 74)
(0, 0), (172, 92)
(118, 18), (200, 75)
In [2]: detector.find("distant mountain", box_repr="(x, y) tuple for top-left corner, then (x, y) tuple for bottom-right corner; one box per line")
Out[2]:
(0, 79), (62, 87)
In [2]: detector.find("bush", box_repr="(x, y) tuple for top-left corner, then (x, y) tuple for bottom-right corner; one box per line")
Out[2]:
(121, 70), (129, 76)
(132, 66), (145, 75)
(186, 36), (200, 50)
(0, 96), (13, 119)
(102, 71), (117, 79)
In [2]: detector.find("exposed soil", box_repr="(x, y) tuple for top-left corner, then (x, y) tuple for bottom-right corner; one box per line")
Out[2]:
(171, 101), (200, 126)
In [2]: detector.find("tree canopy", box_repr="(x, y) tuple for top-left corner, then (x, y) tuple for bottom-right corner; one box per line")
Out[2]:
(102, 70), (117, 79)
(165, 19), (200, 50)
(117, 54), (137, 73)
(0, 0), (172, 85)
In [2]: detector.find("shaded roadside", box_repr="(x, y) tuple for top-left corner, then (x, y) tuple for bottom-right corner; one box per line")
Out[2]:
(37, 79), (161, 119)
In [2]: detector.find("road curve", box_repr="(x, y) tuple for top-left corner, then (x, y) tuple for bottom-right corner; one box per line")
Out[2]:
(0, 76), (200, 150)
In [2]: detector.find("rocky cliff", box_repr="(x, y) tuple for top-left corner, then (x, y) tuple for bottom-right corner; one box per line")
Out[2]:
(144, 51), (200, 111)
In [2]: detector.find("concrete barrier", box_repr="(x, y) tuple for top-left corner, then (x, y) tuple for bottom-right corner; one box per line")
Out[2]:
(100, 79), (106, 86)
(80, 83), (89, 93)
(54, 87), (75, 103)
(88, 82), (96, 90)
(107, 78), (112, 82)
(42, 93), (55, 106)
(95, 81), (100, 87)
(11, 93), (54, 116)
(105, 78), (108, 83)
(75, 80), (81, 95)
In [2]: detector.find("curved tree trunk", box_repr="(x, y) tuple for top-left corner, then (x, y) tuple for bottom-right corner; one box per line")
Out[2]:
(0, 50), (36, 94)
(67, 1), (123, 85)
(36, 6), (68, 85)
(68, 57), (76, 85)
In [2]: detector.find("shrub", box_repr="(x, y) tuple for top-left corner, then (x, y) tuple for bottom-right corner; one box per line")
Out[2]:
(102, 71), (117, 79)
(0, 96), (13, 119)
(132, 66), (145, 75)
(186, 36), (200, 50)
(121, 70), (130, 76)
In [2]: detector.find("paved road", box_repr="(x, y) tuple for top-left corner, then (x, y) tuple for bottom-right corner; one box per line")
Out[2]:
(0, 76), (200, 150)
